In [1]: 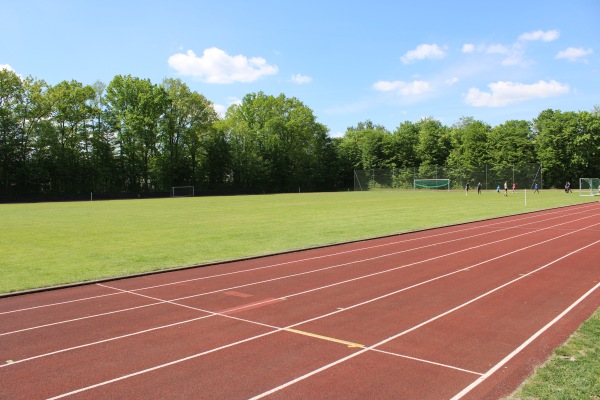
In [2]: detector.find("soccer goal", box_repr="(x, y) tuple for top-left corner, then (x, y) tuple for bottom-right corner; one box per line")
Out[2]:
(171, 186), (195, 197)
(413, 178), (450, 191)
(579, 178), (600, 196)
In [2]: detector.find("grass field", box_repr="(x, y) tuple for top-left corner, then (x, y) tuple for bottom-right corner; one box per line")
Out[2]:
(1, 189), (597, 294)
(1, 188), (598, 398)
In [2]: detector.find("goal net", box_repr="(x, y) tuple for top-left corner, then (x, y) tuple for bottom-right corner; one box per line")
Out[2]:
(171, 186), (195, 197)
(579, 178), (600, 196)
(413, 178), (450, 191)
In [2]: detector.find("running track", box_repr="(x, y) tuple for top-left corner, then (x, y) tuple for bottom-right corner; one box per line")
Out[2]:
(1, 202), (600, 399)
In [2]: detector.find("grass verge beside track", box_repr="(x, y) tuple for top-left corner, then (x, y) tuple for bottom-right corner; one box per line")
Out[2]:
(506, 307), (600, 399)
(1, 189), (596, 294)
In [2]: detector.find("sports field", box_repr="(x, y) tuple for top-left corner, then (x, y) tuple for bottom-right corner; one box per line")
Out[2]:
(0, 189), (597, 294)
(1, 198), (599, 399)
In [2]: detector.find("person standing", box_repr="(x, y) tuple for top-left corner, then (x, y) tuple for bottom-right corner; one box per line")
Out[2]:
(477, 182), (482, 194)
(534, 182), (539, 193)
(512, 182), (517, 193)
(465, 181), (470, 195)
(504, 181), (508, 196)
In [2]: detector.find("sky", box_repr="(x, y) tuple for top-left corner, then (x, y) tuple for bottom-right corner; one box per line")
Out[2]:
(2, 0), (599, 137)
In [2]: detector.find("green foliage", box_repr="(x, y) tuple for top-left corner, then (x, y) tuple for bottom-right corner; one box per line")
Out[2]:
(447, 117), (492, 169)
(1, 68), (600, 196)
(224, 91), (333, 192)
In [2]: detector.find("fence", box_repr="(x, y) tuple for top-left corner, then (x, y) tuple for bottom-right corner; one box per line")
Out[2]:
(354, 164), (542, 191)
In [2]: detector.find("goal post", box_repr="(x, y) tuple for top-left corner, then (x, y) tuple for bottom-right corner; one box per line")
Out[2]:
(413, 178), (450, 191)
(171, 186), (195, 197)
(579, 178), (600, 196)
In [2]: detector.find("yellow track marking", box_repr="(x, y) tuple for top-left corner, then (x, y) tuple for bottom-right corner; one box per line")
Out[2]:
(284, 328), (364, 348)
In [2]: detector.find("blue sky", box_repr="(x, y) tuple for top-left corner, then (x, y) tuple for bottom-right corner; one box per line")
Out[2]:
(2, 0), (599, 137)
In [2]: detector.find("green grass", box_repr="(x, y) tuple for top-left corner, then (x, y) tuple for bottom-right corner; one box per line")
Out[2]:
(505, 307), (600, 399)
(0, 189), (596, 294)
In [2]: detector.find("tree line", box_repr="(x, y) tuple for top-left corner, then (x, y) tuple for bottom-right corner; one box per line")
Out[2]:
(1, 68), (599, 197)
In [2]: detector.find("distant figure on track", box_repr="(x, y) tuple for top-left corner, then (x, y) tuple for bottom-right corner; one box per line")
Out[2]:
(477, 182), (482, 194)
(497, 185), (500, 194)
(504, 181), (508, 197)
(512, 182), (517, 193)
(534, 182), (539, 193)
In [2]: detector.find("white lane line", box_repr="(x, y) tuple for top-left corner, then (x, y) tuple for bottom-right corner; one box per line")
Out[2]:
(43, 234), (600, 399)
(0, 314), (213, 368)
(370, 348), (483, 376)
(2, 202), (594, 316)
(248, 238), (600, 399)
(45, 329), (281, 400)
(0, 302), (169, 337)
(0, 287), (287, 370)
(1, 213), (594, 337)
(451, 280), (600, 400)
(0, 292), (124, 316)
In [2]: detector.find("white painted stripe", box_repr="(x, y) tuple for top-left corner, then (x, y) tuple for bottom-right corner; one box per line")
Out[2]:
(0, 292), (124, 316)
(451, 280), (600, 399)
(0, 301), (166, 336)
(45, 329), (280, 400)
(368, 348), (482, 376)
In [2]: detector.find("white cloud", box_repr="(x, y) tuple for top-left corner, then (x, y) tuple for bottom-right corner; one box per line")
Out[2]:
(462, 44), (475, 53)
(518, 29), (560, 42)
(501, 44), (527, 66)
(462, 42), (525, 65)
(0, 64), (15, 72)
(168, 47), (278, 84)
(290, 73), (312, 84)
(465, 80), (570, 107)
(463, 30), (559, 67)
(485, 44), (510, 55)
(401, 44), (447, 64)
(373, 80), (432, 95)
(445, 77), (459, 85)
(556, 47), (593, 62)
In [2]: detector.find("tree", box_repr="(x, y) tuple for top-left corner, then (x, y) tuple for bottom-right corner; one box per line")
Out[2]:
(223, 92), (329, 192)
(157, 78), (219, 190)
(43, 80), (96, 193)
(416, 117), (450, 167)
(0, 69), (25, 194)
(339, 120), (390, 171)
(104, 75), (167, 191)
(534, 109), (580, 187)
(390, 121), (420, 168)
(88, 81), (118, 193)
(447, 117), (491, 171)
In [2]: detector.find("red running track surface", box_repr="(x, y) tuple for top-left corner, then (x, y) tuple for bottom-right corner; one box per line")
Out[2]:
(1, 202), (599, 399)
